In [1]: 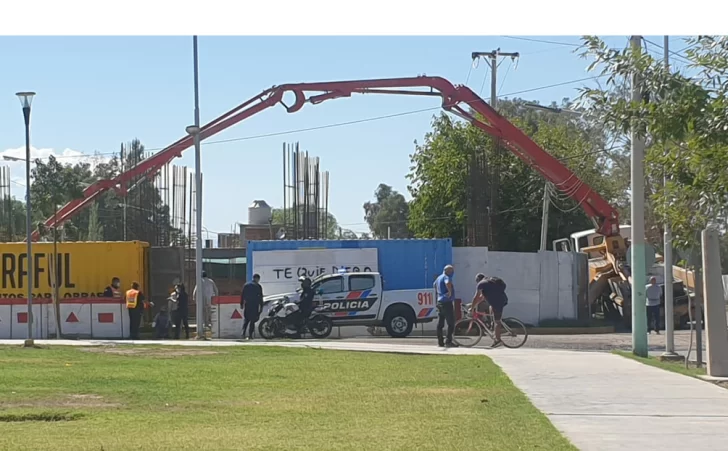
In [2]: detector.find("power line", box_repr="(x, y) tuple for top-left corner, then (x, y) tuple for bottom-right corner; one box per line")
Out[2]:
(501, 36), (580, 47)
(499, 75), (606, 97)
(643, 38), (693, 66)
(498, 59), (514, 96)
(478, 61), (491, 96)
(15, 75), (608, 163)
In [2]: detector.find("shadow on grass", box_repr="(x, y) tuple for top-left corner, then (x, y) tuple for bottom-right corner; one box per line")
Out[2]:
(0, 412), (83, 422)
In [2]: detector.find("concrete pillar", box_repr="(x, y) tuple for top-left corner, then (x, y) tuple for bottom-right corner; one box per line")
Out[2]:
(701, 229), (728, 377)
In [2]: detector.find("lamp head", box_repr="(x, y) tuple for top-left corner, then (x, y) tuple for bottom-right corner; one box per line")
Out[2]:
(15, 92), (36, 109)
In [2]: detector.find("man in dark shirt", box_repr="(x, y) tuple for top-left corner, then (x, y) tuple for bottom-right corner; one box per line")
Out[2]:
(103, 277), (122, 298)
(472, 273), (508, 348)
(298, 277), (315, 318)
(289, 277), (315, 335)
(241, 274), (264, 340)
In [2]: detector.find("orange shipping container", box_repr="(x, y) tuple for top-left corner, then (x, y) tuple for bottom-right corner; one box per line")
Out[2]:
(0, 241), (149, 299)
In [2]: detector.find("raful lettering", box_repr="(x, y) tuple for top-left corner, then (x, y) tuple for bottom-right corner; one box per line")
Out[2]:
(0, 252), (76, 290)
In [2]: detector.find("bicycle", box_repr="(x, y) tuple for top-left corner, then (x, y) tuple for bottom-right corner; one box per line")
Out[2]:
(452, 302), (528, 348)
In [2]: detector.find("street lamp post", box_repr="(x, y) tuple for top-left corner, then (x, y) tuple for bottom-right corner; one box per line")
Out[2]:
(16, 91), (36, 347)
(186, 125), (204, 339)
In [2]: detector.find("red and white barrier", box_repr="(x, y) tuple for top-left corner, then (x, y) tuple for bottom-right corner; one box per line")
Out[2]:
(0, 298), (128, 339)
(0, 301), (13, 339)
(211, 296), (244, 339)
(58, 301), (93, 337)
(91, 300), (126, 338)
(2, 299), (52, 339)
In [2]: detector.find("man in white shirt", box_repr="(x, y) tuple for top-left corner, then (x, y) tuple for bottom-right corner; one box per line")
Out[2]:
(193, 271), (219, 329)
(645, 276), (662, 334)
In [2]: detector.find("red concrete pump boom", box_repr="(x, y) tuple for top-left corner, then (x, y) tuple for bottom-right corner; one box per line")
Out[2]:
(34, 75), (620, 241)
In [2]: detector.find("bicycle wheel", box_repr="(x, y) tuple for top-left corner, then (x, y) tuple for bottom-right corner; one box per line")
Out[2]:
(499, 317), (528, 349)
(453, 318), (484, 348)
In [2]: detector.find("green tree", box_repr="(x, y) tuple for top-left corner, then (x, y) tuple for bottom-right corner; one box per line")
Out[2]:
(407, 114), (470, 245)
(340, 229), (358, 240)
(363, 183), (411, 239)
(30, 155), (87, 240)
(271, 207), (340, 239)
(578, 35), (728, 249)
(407, 99), (624, 251)
(29, 139), (181, 245)
(0, 196), (26, 241)
(86, 203), (104, 241)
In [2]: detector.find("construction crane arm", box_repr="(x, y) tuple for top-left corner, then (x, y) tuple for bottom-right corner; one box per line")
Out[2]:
(37, 75), (620, 240)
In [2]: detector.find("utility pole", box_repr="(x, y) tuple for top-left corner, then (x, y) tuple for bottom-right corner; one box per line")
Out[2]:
(471, 49), (519, 249)
(702, 228), (728, 376)
(661, 35), (678, 359)
(540, 182), (550, 251)
(630, 35), (648, 357)
(121, 144), (127, 241)
(192, 35), (205, 339)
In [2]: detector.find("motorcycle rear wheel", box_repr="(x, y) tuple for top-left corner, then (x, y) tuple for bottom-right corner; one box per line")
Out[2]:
(307, 314), (333, 339)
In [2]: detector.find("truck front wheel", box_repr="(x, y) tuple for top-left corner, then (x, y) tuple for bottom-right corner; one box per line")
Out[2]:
(384, 306), (415, 338)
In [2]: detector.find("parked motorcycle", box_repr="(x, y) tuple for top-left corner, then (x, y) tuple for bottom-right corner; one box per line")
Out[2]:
(258, 297), (333, 339)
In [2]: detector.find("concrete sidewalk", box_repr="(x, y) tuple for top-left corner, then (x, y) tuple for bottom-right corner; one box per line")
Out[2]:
(3, 339), (728, 450)
(491, 349), (728, 451)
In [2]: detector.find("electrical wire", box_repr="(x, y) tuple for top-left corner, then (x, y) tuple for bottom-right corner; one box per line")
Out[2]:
(642, 38), (694, 67)
(498, 59), (514, 96)
(479, 62), (491, 97)
(465, 62), (474, 87)
(8, 74), (609, 164)
(501, 36), (580, 47)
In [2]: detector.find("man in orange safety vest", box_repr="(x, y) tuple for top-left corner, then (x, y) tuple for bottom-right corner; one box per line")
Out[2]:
(125, 282), (147, 340)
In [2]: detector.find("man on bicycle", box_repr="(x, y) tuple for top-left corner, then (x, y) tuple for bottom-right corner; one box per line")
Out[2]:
(471, 273), (508, 348)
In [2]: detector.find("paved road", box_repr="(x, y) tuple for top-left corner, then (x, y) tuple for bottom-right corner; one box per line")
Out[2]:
(334, 328), (706, 355)
(4, 338), (727, 451)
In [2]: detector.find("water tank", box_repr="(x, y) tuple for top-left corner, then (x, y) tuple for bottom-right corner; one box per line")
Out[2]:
(248, 200), (272, 225)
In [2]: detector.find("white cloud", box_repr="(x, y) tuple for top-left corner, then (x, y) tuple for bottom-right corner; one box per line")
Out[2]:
(0, 146), (111, 195)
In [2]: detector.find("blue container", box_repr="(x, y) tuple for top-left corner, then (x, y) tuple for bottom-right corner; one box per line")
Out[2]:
(247, 239), (452, 291)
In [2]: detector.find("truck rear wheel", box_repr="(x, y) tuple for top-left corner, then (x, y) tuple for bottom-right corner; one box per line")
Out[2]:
(384, 306), (414, 338)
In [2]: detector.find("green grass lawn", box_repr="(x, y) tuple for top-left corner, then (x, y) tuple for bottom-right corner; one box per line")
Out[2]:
(613, 350), (707, 377)
(0, 345), (575, 451)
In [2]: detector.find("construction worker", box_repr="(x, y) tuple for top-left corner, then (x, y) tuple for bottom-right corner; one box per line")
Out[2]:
(125, 282), (146, 340)
(193, 271), (219, 330)
(103, 277), (122, 299)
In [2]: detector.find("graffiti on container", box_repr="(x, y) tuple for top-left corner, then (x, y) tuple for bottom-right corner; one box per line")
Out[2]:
(272, 265), (373, 280)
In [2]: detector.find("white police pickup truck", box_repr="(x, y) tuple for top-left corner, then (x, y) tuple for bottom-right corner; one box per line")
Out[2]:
(262, 271), (437, 338)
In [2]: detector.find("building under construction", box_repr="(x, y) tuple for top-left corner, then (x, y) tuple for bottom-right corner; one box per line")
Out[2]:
(0, 166), (16, 242)
(281, 142), (330, 240)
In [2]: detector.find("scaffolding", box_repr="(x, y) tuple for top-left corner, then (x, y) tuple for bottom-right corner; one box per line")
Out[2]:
(282, 142), (330, 240)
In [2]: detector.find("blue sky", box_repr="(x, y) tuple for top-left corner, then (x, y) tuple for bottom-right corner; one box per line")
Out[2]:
(0, 36), (692, 236)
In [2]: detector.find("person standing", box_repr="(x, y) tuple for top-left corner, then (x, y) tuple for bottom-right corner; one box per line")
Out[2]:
(241, 274), (264, 340)
(125, 282), (146, 340)
(193, 271), (219, 330)
(172, 284), (190, 339)
(103, 277), (122, 299)
(646, 276), (662, 334)
(434, 265), (457, 348)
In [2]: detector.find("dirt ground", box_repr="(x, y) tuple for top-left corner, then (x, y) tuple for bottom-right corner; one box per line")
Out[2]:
(0, 394), (122, 409)
(77, 346), (220, 357)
